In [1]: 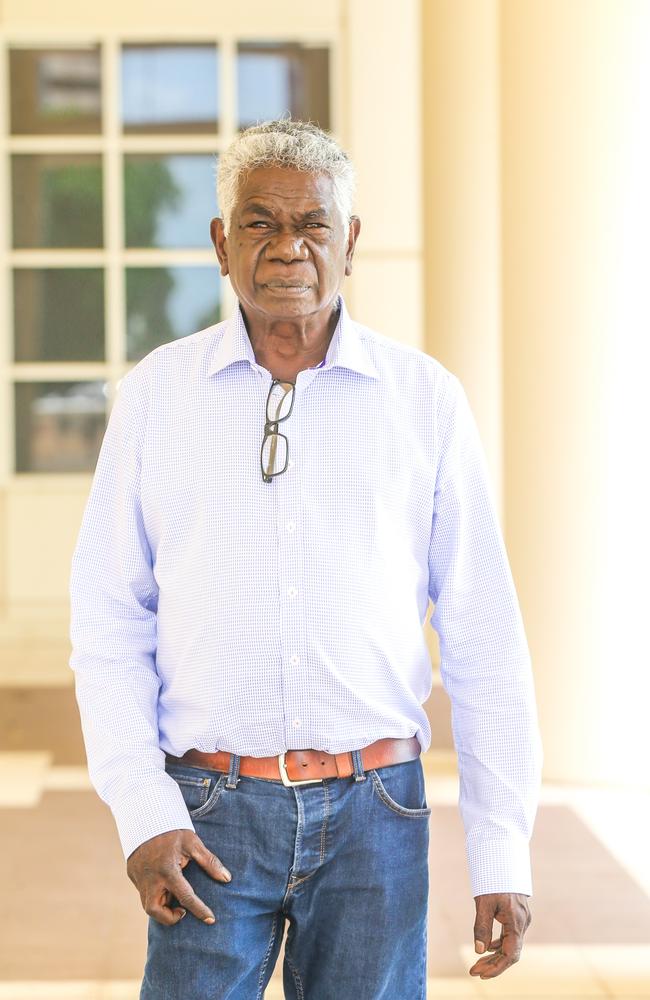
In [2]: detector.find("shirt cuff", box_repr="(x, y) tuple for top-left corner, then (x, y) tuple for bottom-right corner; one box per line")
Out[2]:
(111, 776), (195, 861)
(467, 837), (534, 897)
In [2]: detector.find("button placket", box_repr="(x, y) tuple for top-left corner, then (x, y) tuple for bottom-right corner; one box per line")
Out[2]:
(274, 384), (307, 744)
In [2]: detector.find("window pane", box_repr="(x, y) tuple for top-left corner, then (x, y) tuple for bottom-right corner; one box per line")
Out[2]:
(237, 43), (330, 131)
(15, 380), (107, 473)
(12, 154), (103, 248)
(126, 267), (220, 361)
(124, 154), (216, 248)
(13, 269), (104, 362)
(9, 47), (102, 135)
(121, 44), (219, 133)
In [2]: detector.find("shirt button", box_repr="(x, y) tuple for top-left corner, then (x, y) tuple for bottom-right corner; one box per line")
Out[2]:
(287, 521), (295, 532)
(293, 719), (301, 728)
(289, 655), (300, 666)
(287, 587), (298, 597)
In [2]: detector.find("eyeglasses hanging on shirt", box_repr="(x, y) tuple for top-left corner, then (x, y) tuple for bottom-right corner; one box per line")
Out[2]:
(261, 380), (295, 482)
(260, 356), (327, 483)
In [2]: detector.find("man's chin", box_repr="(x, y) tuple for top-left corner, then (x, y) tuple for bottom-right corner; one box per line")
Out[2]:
(252, 287), (321, 315)
(263, 284), (312, 297)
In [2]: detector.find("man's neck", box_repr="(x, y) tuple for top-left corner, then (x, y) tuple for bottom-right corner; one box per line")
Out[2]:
(241, 300), (340, 378)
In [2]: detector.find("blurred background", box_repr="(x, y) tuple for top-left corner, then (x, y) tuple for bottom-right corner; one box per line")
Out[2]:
(1, 0), (649, 997)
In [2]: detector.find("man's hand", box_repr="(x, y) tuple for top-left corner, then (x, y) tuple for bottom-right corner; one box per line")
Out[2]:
(126, 829), (232, 926)
(469, 892), (532, 979)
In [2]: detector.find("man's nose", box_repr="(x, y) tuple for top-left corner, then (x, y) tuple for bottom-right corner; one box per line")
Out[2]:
(265, 232), (309, 262)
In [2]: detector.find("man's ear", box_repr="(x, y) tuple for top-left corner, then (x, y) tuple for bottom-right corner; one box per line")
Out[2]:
(344, 216), (361, 276)
(210, 218), (229, 277)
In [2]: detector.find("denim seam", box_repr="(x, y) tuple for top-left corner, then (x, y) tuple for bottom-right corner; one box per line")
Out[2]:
(284, 946), (305, 1000)
(285, 871), (316, 892)
(319, 780), (330, 864)
(293, 788), (304, 872)
(419, 918), (428, 999)
(188, 774), (228, 820)
(167, 774), (211, 811)
(351, 747), (367, 781)
(255, 911), (280, 1000)
(226, 751), (241, 789)
(281, 789), (305, 909)
(369, 768), (432, 818)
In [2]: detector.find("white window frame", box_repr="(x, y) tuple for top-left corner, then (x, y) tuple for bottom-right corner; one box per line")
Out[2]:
(0, 27), (339, 485)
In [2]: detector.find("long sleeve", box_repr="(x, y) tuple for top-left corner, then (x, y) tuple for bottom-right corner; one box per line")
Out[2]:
(428, 372), (543, 897)
(69, 367), (194, 860)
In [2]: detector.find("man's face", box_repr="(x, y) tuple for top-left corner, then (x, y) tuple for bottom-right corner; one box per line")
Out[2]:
(210, 165), (360, 323)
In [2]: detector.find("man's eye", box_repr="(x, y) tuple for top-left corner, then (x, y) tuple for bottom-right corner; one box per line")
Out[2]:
(305, 222), (327, 229)
(249, 221), (270, 228)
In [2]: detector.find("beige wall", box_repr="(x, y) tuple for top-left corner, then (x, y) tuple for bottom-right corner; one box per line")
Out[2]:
(0, 0), (338, 31)
(501, 0), (650, 788)
(422, 0), (502, 509)
(345, 0), (423, 347)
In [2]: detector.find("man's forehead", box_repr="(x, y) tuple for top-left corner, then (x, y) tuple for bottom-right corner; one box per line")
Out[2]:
(236, 166), (335, 211)
(241, 201), (330, 218)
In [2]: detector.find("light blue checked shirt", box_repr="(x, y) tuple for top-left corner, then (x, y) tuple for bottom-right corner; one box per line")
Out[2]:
(69, 295), (542, 896)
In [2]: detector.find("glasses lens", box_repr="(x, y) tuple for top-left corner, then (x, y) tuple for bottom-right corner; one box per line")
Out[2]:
(262, 432), (288, 477)
(267, 381), (294, 422)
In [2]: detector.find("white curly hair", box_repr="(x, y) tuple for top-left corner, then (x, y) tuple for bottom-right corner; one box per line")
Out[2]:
(216, 119), (356, 236)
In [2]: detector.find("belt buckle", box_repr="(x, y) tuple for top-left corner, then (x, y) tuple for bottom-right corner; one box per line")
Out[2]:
(278, 751), (324, 787)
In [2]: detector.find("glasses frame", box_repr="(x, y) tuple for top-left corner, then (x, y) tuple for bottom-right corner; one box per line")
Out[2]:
(261, 379), (295, 483)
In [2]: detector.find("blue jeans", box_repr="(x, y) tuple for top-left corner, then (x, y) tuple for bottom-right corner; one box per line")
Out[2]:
(140, 747), (431, 999)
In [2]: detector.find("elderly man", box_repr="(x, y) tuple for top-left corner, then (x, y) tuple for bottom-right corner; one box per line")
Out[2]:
(69, 119), (542, 999)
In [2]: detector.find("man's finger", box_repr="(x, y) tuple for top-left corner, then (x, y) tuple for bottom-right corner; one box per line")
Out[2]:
(164, 867), (216, 924)
(162, 887), (188, 924)
(143, 886), (188, 927)
(498, 920), (524, 963)
(470, 893), (531, 978)
(470, 942), (520, 978)
(474, 897), (497, 954)
(146, 904), (186, 926)
(190, 840), (232, 883)
(469, 951), (515, 979)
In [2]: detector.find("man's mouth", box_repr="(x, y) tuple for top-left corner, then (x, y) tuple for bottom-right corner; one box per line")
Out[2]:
(263, 282), (312, 293)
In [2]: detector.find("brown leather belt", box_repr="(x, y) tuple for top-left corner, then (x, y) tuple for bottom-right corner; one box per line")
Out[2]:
(165, 735), (421, 787)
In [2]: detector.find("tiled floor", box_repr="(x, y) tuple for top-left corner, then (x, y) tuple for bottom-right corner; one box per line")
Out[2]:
(1, 686), (649, 999)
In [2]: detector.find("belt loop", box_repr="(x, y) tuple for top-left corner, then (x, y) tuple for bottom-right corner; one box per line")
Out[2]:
(225, 752), (241, 789)
(351, 748), (367, 782)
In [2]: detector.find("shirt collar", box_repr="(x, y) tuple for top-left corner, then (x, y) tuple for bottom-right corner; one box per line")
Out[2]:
(207, 294), (379, 380)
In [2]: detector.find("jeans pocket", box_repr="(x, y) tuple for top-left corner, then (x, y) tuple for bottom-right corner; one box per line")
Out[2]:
(166, 764), (229, 820)
(369, 760), (432, 818)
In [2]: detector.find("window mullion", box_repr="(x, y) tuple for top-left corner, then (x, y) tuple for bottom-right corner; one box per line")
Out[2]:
(217, 33), (237, 319)
(219, 33), (236, 144)
(0, 39), (12, 484)
(103, 36), (124, 401)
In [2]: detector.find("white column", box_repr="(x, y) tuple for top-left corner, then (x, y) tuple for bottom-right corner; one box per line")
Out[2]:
(421, 0), (502, 512)
(343, 0), (424, 349)
(502, 0), (650, 788)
